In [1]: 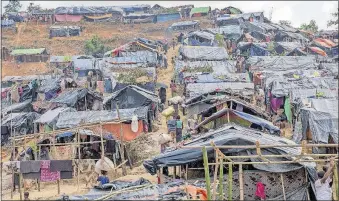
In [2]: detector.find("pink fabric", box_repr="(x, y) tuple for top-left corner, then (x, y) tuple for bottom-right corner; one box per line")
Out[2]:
(54, 14), (82, 22)
(270, 94), (284, 113)
(40, 160), (60, 182)
(255, 182), (266, 199)
(97, 81), (104, 93)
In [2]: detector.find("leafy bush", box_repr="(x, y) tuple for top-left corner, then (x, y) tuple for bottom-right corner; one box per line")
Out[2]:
(84, 35), (109, 58)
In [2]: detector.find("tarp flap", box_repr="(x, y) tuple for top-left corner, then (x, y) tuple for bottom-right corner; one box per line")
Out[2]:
(2, 99), (32, 115)
(34, 107), (76, 126)
(179, 46), (228, 60)
(38, 78), (61, 93)
(49, 88), (88, 107)
(56, 107), (148, 128)
(2, 112), (41, 132)
(144, 124), (316, 175)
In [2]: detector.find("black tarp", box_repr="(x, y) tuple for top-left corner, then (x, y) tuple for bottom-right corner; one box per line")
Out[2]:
(104, 85), (159, 109)
(1, 112), (41, 137)
(113, 82), (155, 93)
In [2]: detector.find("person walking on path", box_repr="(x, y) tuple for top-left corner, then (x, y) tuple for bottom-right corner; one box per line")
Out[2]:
(175, 115), (183, 143)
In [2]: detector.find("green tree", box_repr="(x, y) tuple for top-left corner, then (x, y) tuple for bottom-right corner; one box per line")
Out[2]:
(279, 20), (291, 26)
(215, 33), (225, 47)
(300, 20), (318, 33)
(27, 2), (41, 13)
(4, 0), (22, 13)
(84, 35), (108, 58)
(327, 9), (338, 27)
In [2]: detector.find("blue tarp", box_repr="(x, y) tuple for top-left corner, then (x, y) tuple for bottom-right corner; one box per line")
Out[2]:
(250, 44), (269, 56)
(156, 13), (181, 23)
(1, 19), (15, 27)
(332, 47), (338, 57)
(232, 110), (280, 134)
(56, 132), (73, 138)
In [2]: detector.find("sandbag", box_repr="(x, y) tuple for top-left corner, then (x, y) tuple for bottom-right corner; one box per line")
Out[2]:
(161, 106), (174, 117)
(168, 96), (184, 104)
(95, 157), (115, 174)
(158, 133), (172, 144)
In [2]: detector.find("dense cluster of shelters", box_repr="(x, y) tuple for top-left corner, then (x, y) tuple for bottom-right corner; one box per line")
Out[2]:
(2, 3), (338, 201)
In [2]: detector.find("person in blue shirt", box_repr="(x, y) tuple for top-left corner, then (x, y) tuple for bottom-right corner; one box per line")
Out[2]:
(97, 170), (109, 186)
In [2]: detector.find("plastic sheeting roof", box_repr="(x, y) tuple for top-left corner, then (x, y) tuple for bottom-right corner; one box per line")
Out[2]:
(1, 99), (32, 115)
(179, 46), (228, 60)
(49, 88), (102, 107)
(187, 31), (215, 41)
(276, 42), (303, 52)
(175, 60), (236, 74)
(208, 25), (243, 35)
(56, 107), (148, 129)
(186, 82), (254, 98)
(34, 107), (76, 125)
(2, 112), (41, 128)
(55, 6), (123, 15)
(38, 78), (61, 93)
(144, 124), (316, 174)
(103, 85), (159, 105)
(247, 56), (318, 71)
(2, 75), (59, 82)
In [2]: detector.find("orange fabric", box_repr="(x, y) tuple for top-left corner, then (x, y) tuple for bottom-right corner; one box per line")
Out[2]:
(314, 38), (336, 48)
(185, 185), (208, 200)
(309, 46), (328, 57)
(103, 120), (144, 141)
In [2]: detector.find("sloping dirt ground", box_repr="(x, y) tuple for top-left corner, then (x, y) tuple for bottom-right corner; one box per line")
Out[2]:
(1, 18), (213, 200)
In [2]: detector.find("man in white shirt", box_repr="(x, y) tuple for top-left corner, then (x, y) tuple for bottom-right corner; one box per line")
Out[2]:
(315, 158), (335, 201)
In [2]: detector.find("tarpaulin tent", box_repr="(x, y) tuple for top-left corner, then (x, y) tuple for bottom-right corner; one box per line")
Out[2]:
(38, 78), (61, 101)
(186, 82), (254, 98)
(307, 46), (328, 57)
(56, 107), (149, 141)
(208, 25), (243, 41)
(195, 108), (280, 134)
(274, 31), (309, 43)
(49, 26), (81, 38)
(216, 17), (244, 26)
(143, 124), (316, 174)
(175, 60), (236, 74)
(179, 46), (228, 60)
(187, 31), (216, 46)
(1, 99), (33, 115)
(1, 19), (15, 27)
(54, 14), (83, 22)
(169, 21), (199, 31)
(190, 7), (210, 17)
(103, 85), (159, 109)
(156, 13), (181, 23)
(298, 99), (338, 147)
(221, 6), (243, 14)
(2, 112), (41, 136)
(34, 107), (76, 128)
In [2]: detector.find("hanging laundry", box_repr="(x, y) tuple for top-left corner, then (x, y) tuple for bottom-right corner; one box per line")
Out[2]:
(40, 160), (60, 182)
(255, 182), (266, 200)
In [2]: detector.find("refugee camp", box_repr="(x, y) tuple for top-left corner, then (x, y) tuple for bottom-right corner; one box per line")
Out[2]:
(1, 0), (338, 200)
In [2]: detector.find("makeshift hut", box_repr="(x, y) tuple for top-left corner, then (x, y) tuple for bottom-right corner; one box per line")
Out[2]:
(123, 13), (156, 24)
(190, 7), (211, 18)
(56, 107), (150, 141)
(208, 25), (244, 42)
(186, 31), (216, 46)
(274, 31), (309, 43)
(296, 98), (338, 154)
(1, 99), (33, 115)
(49, 55), (73, 69)
(185, 82), (254, 99)
(168, 21), (199, 31)
(220, 6), (243, 15)
(143, 124), (318, 200)
(237, 42), (270, 56)
(243, 21), (278, 34)
(274, 42), (304, 55)
(1, 112), (41, 138)
(119, 4), (151, 15)
(49, 88), (103, 111)
(10, 48), (49, 63)
(179, 46), (228, 61)
(155, 13), (181, 23)
(31, 9), (54, 24)
(311, 38), (338, 57)
(49, 26), (81, 38)
(215, 17), (244, 27)
(37, 78), (61, 101)
(34, 107), (76, 132)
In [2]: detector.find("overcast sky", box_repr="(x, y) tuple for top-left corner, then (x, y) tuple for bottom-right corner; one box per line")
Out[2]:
(1, 1), (338, 30)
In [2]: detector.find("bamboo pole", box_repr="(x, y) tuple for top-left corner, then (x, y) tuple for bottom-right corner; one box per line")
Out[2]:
(202, 146), (211, 200)
(185, 164), (188, 180)
(218, 157), (224, 200)
(209, 158), (338, 165)
(100, 123), (104, 159)
(334, 163), (339, 201)
(305, 168), (310, 201)
(19, 173), (22, 201)
(77, 129), (81, 191)
(239, 164), (244, 201)
(57, 179), (60, 195)
(9, 141), (107, 148)
(212, 156), (219, 200)
(115, 102), (127, 176)
(280, 173), (286, 201)
(228, 163), (233, 201)
(173, 166), (176, 179)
